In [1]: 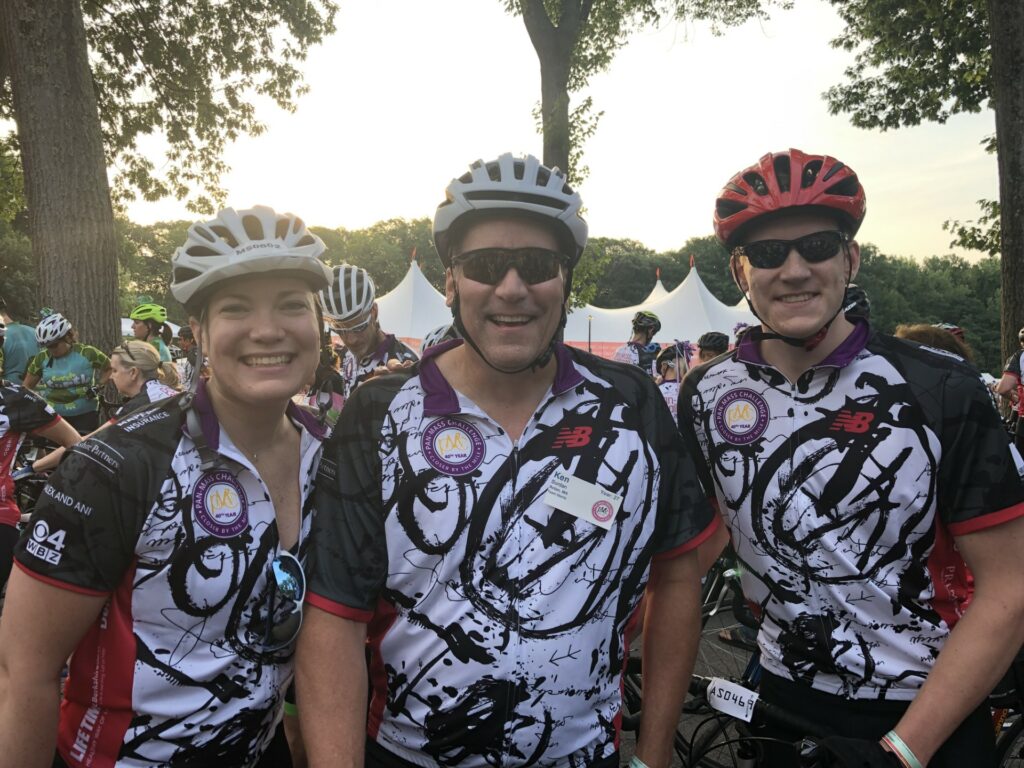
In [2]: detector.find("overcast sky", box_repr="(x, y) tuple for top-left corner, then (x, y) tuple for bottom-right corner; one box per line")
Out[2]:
(124, 0), (997, 261)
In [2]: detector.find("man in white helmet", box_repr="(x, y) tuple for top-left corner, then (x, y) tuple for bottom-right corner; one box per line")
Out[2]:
(319, 264), (418, 399)
(298, 154), (717, 768)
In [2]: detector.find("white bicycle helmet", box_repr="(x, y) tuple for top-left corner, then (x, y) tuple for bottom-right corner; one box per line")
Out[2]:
(421, 323), (458, 352)
(433, 153), (588, 267)
(170, 205), (332, 310)
(35, 313), (72, 345)
(319, 265), (375, 322)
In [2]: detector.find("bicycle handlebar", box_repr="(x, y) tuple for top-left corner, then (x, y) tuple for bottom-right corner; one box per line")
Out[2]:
(688, 674), (834, 740)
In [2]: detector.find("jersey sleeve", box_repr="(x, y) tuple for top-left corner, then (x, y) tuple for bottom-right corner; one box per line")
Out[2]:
(25, 350), (46, 379)
(2, 383), (59, 433)
(938, 369), (1024, 535)
(646, 376), (718, 559)
(306, 380), (391, 621)
(82, 345), (110, 370)
(14, 431), (147, 594)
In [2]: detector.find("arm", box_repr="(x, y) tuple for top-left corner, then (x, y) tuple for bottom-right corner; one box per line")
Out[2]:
(22, 371), (40, 390)
(995, 372), (1018, 398)
(0, 568), (107, 768)
(635, 549), (702, 768)
(886, 515), (1024, 764)
(296, 606), (368, 768)
(31, 420), (99, 474)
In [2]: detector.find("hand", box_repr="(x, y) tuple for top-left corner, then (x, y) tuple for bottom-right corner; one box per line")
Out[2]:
(817, 737), (903, 768)
(385, 358), (414, 372)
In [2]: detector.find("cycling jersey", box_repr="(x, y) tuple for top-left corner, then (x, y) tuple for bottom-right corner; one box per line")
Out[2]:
(0, 381), (59, 527)
(611, 341), (659, 377)
(1003, 349), (1024, 417)
(339, 334), (418, 398)
(680, 322), (1024, 701)
(149, 336), (171, 363)
(26, 343), (108, 418)
(658, 379), (680, 416)
(14, 383), (326, 767)
(113, 379), (179, 420)
(1, 322), (40, 384)
(308, 340), (717, 766)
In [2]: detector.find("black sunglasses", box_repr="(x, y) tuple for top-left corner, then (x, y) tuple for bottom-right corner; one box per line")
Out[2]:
(453, 247), (569, 286)
(260, 551), (306, 651)
(736, 230), (849, 270)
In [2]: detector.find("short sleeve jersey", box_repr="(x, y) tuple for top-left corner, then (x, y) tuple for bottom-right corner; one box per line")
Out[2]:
(659, 379), (681, 417)
(679, 322), (1024, 701)
(1, 322), (40, 384)
(339, 334), (418, 398)
(113, 378), (179, 420)
(26, 343), (109, 417)
(15, 384), (327, 767)
(150, 336), (172, 363)
(308, 340), (717, 766)
(611, 341), (658, 377)
(0, 381), (59, 526)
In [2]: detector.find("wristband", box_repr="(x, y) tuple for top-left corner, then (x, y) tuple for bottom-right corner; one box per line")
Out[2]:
(882, 731), (923, 768)
(629, 758), (652, 768)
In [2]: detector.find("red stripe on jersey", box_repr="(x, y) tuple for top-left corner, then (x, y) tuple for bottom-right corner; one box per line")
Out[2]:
(948, 501), (1024, 537)
(925, 519), (973, 630)
(14, 560), (109, 597)
(654, 514), (722, 560)
(58, 561), (137, 767)
(305, 591), (374, 622)
(366, 598), (399, 740)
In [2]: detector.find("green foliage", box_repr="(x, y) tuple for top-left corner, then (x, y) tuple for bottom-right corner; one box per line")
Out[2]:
(823, 0), (991, 130)
(945, 199), (1001, 257)
(0, 1), (339, 213)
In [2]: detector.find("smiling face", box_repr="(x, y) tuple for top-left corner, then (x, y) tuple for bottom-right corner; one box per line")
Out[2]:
(445, 216), (567, 373)
(193, 275), (320, 408)
(734, 211), (860, 341)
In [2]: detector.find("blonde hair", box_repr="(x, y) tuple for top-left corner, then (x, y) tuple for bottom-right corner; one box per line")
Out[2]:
(112, 339), (180, 388)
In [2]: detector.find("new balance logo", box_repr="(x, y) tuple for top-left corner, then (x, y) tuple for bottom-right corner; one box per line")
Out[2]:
(829, 409), (875, 434)
(552, 426), (593, 449)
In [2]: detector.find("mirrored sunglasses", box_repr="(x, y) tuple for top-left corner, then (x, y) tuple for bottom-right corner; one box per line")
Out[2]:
(735, 230), (848, 270)
(453, 247), (569, 286)
(328, 315), (372, 336)
(261, 551), (306, 651)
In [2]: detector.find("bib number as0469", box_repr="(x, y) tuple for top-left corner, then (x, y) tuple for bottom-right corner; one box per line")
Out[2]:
(706, 677), (758, 723)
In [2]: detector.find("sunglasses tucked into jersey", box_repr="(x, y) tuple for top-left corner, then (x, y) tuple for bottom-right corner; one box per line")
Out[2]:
(734, 230), (850, 270)
(452, 247), (570, 286)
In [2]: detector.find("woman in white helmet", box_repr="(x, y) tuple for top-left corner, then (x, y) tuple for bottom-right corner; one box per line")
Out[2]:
(22, 311), (110, 433)
(0, 205), (332, 768)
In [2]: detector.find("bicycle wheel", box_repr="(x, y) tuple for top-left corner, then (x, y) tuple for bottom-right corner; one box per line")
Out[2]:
(997, 714), (1024, 767)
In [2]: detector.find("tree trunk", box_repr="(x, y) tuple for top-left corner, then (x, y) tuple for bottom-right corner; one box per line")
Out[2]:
(0, 0), (120, 352)
(989, 0), (1024, 361)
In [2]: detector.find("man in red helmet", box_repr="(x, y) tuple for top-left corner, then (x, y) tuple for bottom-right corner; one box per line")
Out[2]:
(679, 149), (1024, 767)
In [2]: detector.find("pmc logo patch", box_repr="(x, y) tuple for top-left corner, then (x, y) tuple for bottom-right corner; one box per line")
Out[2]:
(193, 470), (249, 538)
(422, 417), (485, 476)
(714, 388), (770, 445)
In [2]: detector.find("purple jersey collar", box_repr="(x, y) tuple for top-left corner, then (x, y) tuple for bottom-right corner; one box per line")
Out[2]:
(736, 319), (871, 370)
(185, 378), (328, 449)
(420, 340), (585, 416)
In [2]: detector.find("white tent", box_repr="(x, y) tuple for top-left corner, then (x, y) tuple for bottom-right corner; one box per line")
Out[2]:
(564, 267), (756, 346)
(642, 275), (669, 304)
(375, 261), (452, 342)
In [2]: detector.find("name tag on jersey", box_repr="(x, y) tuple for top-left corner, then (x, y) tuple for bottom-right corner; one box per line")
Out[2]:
(543, 469), (623, 530)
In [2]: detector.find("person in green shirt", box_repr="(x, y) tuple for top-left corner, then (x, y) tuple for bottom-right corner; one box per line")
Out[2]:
(23, 312), (109, 433)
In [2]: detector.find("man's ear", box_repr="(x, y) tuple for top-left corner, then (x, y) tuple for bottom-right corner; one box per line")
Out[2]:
(444, 268), (456, 308)
(730, 253), (750, 294)
(846, 240), (861, 282)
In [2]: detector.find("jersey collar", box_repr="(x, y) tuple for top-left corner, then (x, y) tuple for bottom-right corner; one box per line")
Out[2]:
(736, 318), (871, 371)
(420, 339), (584, 416)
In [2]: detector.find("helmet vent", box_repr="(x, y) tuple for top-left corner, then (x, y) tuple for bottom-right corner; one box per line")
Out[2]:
(716, 199), (747, 219)
(801, 160), (823, 188)
(513, 161), (525, 181)
(773, 156), (791, 193)
(186, 245), (222, 257)
(743, 172), (769, 196)
(210, 225), (239, 248)
(725, 182), (747, 196)
(242, 215), (265, 241)
(464, 190), (569, 211)
(822, 161), (846, 182)
(826, 176), (860, 198)
(276, 218), (291, 239)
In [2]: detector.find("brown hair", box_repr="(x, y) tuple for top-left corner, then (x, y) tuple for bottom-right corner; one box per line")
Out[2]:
(893, 323), (974, 363)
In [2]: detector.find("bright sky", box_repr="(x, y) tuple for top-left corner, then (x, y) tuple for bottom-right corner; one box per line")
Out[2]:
(125, 0), (998, 261)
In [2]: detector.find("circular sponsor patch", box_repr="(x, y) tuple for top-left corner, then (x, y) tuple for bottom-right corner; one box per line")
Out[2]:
(591, 500), (615, 523)
(193, 470), (249, 538)
(421, 417), (485, 476)
(714, 388), (770, 445)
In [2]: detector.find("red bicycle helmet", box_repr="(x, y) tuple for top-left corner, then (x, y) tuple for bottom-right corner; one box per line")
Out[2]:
(713, 148), (867, 248)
